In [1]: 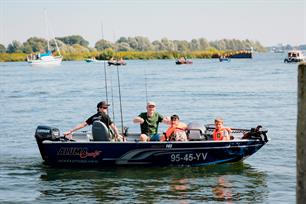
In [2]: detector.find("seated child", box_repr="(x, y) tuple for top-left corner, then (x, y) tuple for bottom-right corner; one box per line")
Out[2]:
(161, 114), (188, 141)
(213, 117), (232, 141)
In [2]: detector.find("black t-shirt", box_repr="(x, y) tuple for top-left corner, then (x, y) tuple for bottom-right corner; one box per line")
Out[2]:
(85, 112), (113, 128)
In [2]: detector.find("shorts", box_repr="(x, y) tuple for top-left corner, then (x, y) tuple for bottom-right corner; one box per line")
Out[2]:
(149, 134), (160, 141)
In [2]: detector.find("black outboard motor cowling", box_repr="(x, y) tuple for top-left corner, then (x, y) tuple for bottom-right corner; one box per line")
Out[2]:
(35, 125), (60, 160)
(35, 125), (60, 141)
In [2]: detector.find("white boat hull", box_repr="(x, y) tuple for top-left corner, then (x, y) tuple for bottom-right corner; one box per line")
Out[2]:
(28, 56), (63, 66)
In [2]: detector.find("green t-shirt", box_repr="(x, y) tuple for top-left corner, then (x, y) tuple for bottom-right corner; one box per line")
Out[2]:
(138, 112), (164, 135)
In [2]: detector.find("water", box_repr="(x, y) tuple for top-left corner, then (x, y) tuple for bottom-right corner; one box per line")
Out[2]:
(0, 53), (297, 203)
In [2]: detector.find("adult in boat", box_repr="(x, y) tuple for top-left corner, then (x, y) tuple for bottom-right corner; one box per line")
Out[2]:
(179, 57), (186, 63)
(64, 101), (123, 141)
(133, 101), (170, 141)
(213, 117), (231, 141)
(161, 114), (188, 141)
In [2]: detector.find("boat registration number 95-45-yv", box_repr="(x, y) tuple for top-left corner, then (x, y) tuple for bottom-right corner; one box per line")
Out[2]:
(170, 152), (208, 162)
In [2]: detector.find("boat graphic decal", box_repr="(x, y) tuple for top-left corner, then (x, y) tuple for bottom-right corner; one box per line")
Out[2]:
(57, 147), (102, 159)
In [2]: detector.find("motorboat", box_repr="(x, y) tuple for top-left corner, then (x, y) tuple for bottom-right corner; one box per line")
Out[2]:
(175, 60), (193, 65)
(34, 122), (268, 167)
(284, 50), (305, 63)
(219, 56), (231, 62)
(85, 58), (98, 63)
(108, 58), (126, 66)
(228, 51), (252, 59)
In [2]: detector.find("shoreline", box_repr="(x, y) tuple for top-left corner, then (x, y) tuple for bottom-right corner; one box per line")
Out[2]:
(0, 50), (253, 62)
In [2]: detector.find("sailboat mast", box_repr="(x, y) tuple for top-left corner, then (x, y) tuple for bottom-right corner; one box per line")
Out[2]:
(44, 9), (50, 51)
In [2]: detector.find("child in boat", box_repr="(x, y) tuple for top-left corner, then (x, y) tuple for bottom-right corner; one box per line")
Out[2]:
(161, 114), (188, 141)
(213, 117), (231, 141)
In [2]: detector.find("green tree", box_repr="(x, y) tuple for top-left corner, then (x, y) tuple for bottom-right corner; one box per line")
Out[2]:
(134, 36), (152, 51)
(25, 37), (47, 52)
(56, 35), (89, 47)
(127, 37), (138, 50)
(95, 39), (114, 51)
(198, 38), (209, 50)
(160, 38), (174, 51)
(7, 40), (23, 53)
(117, 42), (131, 51)
(0, 43), (6, 53)
(174, 40), (189, 52)
(117, 36), (128, 44)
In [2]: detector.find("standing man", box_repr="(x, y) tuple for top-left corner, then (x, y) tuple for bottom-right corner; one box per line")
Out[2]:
(133, 101), (170, 141)
(64, 101), (122, 141)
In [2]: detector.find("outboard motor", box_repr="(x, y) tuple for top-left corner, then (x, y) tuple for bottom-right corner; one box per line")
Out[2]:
(34, 125), (60, 159)
(187, 122), (207, 140)
(242, 125), (268, 142)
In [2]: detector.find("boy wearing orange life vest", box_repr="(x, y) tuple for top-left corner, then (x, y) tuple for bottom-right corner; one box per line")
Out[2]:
(161, 114), (188, 141)
(213, 118), (231, 141)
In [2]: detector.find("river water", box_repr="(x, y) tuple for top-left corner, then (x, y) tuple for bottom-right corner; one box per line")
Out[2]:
(0, 53), (297, 203)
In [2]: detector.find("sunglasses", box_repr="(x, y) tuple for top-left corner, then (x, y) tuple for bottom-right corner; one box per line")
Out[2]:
(100, 106), (108, 109)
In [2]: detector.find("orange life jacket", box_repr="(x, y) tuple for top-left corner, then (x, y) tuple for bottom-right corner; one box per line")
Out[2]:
(213, 127), (231, 141)
(165, 123), (186, 140)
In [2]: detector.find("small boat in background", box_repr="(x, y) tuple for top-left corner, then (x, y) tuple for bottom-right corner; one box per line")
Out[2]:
(219, 56), (231, 62)
(108, 57), (126, 66)
(85, 57), (99, 63)
(175, 57), (193, 65)
(284, 50), (305, 63)
(228, 51), (252, 59)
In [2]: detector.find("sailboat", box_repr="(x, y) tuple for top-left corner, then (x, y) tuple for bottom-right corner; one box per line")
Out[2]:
(27, 10), (63, 66)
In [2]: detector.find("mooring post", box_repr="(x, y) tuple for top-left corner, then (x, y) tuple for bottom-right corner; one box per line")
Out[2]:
(297, 62), (306, 204)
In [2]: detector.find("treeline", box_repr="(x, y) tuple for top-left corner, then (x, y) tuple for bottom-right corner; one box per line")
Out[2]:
(0, 35), (265, 53)
(0, 35), (266, 61)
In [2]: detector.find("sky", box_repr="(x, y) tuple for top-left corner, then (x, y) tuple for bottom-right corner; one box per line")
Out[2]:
(0, 0), (305, 47)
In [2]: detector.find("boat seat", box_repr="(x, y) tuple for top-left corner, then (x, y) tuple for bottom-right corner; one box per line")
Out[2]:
(92, 121), (111, 141)
(187, 122), (207, 140)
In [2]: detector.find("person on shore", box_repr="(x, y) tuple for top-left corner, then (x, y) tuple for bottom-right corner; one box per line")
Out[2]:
(161, 114), (188, 141)
(133, 101), (170, 141)
(64, 101), (123, 141)
(213, 117), (231, 141)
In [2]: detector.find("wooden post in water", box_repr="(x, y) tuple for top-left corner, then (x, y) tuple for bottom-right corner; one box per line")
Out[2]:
(297, 62), (306, 204)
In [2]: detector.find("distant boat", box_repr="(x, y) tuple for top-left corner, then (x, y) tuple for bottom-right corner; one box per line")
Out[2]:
(228, 51), (252, 59)
(175, 57), (193, 65)
(108, 58), (126, 66)
(227, 48), (253, 59)
(284, 50), (305, 63)
(219, 56), (231, 62)
(273, 49), (285, 53)
(27, 10), (62, 66)
(85, 57), (101, 63)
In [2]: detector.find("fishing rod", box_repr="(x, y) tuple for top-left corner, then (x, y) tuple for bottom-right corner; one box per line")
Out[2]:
(109, 69), (115, 122)
(116, 64), (124, 135)
(144, 65), (148, 103)
(101, 21), (109, 114)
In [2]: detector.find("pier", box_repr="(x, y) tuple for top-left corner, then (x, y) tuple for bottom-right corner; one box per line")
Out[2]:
(297, 62), (306, 203)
